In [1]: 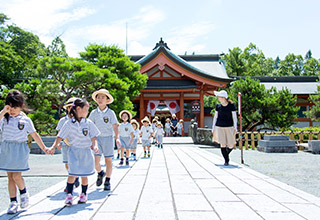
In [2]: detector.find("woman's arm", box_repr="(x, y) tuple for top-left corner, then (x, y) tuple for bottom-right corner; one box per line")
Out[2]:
(212, 111), (218, 133)
(232, 111), (237, 132)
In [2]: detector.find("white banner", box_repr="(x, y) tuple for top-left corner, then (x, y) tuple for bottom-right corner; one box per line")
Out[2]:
(164, 100), (180, 115)
(147, 100), (160, 116)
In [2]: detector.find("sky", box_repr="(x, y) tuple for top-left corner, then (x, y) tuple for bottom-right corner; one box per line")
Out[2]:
(1, 0), (320, 59)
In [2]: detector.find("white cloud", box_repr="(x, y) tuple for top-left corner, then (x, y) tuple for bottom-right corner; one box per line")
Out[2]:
(63, 5), (166, 56)
(166, 21), (216, 54)
(1, 0), (95, 35)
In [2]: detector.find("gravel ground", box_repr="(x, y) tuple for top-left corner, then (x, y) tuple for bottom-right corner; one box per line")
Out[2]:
(203, 147), (320, 198)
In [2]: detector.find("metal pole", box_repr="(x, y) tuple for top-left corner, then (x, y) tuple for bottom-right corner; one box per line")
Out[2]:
(238, 92), (244, 164)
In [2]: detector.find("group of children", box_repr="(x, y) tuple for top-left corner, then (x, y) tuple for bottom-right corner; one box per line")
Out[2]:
(164, 116), (184, 137)
(0, 89), (183, 214)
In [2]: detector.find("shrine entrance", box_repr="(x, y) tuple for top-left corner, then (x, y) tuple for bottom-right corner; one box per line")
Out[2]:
(130, 38), (232, 134)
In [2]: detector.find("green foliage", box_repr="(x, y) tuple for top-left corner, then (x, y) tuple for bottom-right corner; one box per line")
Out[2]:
(80, 44), (147, 116)
(305, 83), (320, 121)
(0, 14), (46, 87)
(223, 43), (320, 77)
(203, 95), (219, 114)
(222, 43), (276, 76)
(227, 77), (298, 131)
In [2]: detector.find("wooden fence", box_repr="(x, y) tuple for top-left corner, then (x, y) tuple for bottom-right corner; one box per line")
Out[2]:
(237, 131), (320, 150)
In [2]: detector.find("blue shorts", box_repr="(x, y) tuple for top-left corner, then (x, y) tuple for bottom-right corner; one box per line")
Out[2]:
(156, 135), (163, 144)
(131, 138), (138, 149)
(120, 137), (131, 149)
(142, 139), (151, 147)
(95, 136), (114, 158)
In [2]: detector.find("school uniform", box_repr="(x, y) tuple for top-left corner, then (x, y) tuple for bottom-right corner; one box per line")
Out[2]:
(58, 118), (100, 177)
(56, 116), (70, 163)
(131, 129), (140, 149)
(177, 123), (183, 136)
(165, 122), (171, 133)
(0, 113), (35, 172)
(140, 125), (153, 147)
(119, 122), (134, 149)
(89, 107), (118, 158)
(155, 127), (164, 144)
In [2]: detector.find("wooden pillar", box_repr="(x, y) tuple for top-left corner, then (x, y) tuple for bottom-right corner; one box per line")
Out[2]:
(139, 93), (144, 123)
(200, 89), (204, 128)
(180, 92), (184, 136)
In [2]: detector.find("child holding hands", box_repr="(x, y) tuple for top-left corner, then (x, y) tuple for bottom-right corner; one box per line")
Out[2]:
(56, 97), (80, 192)
(51, 98), (100, 206)
(0, 90), (50, 214)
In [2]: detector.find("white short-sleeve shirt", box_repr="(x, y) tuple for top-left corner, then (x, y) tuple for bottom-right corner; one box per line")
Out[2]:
(88, 107), (118, 137)
(56, 116), (70, 131)
(0, 113), (36, 142)
(140, 125), (153, 140)
(119, 122), (134, 138)
(58, 118), (100, 148)
(133, 129), (140, 139)
(155, 127), (164, 136)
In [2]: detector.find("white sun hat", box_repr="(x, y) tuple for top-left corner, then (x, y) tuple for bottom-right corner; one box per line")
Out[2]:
(214, 90), (228, 99)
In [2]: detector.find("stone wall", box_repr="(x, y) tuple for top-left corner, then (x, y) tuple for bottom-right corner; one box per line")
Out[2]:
(188, 120), (219, 147)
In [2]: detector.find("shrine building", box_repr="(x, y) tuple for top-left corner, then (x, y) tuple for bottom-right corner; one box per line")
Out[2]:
(130, 38), (232, 134)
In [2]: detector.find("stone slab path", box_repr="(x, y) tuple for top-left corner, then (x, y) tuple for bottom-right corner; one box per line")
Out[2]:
(1, 138), (320, 219)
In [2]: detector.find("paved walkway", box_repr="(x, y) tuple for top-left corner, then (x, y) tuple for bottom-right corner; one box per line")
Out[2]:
(1, 137), (320, 219)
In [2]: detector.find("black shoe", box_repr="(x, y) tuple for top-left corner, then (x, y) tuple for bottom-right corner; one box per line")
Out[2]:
(126, 159), (129, 166)
(104, 182), (111, 191)
(224, 162), (229, 166)
(96, 171), (105, 186)
(119, 158), (124, 165)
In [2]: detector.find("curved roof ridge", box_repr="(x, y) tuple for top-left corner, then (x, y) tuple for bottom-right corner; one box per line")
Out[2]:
(136, 43), (232, 83)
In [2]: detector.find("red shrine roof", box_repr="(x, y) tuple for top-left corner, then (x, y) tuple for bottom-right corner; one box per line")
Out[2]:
(129, 38), (233, 87)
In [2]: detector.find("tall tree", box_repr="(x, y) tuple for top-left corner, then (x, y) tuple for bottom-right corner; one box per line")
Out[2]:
(305, 82), (320, 121)
(277, 53), (304, 76)
(80, 44), (148, 115)
(227, 77), (298, 131)
(223, 43), (276, 77)
(0, 13), (46, 87)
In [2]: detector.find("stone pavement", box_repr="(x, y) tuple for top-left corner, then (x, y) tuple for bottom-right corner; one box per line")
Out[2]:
(1, 137), (320, 219)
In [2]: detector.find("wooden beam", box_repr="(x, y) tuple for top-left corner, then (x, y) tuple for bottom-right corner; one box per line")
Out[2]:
(200, 89), (204, 128)
(139, 93), (144, 123)
(180, 92), (185, 136)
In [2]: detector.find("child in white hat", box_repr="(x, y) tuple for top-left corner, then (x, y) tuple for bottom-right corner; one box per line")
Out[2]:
(51, 98), (100, 206)
(88, 89), (120, 191)
(155, 122), (164, 148)
(165, 118), (172, 137)
(140, 116), (153, 157)
(118, 110), (134, 166)
(177, 119), (184, 137)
